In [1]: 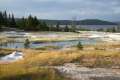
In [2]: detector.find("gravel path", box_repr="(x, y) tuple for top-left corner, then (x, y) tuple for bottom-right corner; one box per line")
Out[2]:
(55, 63), (120, 80)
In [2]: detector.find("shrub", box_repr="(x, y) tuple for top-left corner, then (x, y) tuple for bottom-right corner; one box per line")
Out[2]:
(24, 39), (30, 48)
(77, 41), (83, 50)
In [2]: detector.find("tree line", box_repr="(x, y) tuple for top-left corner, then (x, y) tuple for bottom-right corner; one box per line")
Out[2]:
(0, 11), (50, 31)
(0, 11), (16, 28)
(17, 15), (49, 31)
(1, 11), (119, 32)
(0, 11), (71, 32)
(97, 26), (120, 32)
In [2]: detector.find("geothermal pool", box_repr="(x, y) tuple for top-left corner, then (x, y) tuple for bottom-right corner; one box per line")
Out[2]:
(0, 38), (99, 49)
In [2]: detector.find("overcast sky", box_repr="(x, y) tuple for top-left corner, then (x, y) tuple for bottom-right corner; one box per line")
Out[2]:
(0, 0), (120, 21)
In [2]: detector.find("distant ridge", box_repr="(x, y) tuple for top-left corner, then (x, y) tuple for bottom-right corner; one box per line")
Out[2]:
(114, 21), (120, 25)
(41, 19), (117, 25)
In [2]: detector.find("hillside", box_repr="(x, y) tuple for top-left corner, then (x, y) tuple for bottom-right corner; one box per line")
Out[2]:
(41, 19), (117, 25)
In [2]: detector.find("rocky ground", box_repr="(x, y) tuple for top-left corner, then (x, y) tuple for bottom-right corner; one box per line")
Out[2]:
(55, 63), (120, 80)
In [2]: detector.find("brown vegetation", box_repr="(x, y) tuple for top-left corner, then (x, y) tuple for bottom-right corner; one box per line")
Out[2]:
(0, 43), (120, 80)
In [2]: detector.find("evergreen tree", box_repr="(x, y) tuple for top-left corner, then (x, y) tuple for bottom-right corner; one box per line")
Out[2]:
(0, 11), (16, 28)
(106, 27), (116, 32)
(71, 18), (76, 32)
(64, 25), (69, 32)
(24, 39), (30, 48)
(17, 17), (26, 29)
(38, 21), (49, 31)
(33, 16), (40, 30)
(8, 14), (12, 27)
(56, 22), (60, 31)
(0, 11), (4, 26)
(11, 14), (16, 27)
(3, 11), (8, 26)
(117, 26), (120, 32)
(97, 28), (104, 32)
(25, 15), (46, 31)
(43, 22), (49, 31)
(26, 15), (34, 30)
(77, 41), (83, 50)
(33, 16), (39, 26)
(48, 24), (53, 31)
(0, 12), (3, 25)
(0, 12), (1, 25)
(112, 27), (116, 32)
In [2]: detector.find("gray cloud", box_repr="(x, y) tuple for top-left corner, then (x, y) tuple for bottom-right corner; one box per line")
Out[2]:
(0, 0), (120, 21)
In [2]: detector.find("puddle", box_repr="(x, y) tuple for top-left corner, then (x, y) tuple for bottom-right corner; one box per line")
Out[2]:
(0, 51), (23, 62)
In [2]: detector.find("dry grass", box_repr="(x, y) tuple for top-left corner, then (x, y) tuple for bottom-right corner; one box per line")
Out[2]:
(15, 43), (120, 67)
(0, 43), (120, 80)
(0, 64), (65, 80)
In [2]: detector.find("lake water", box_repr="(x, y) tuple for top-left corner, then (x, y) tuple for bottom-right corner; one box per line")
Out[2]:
(77, 25), (118, 30)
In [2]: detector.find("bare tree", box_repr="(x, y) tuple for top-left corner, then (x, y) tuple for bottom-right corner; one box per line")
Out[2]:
(71, 16), (77, 32)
